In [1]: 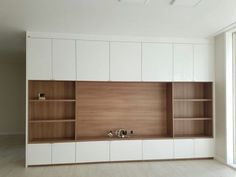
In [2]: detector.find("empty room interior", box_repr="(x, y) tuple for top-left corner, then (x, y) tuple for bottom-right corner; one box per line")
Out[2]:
(1, 0), (236, 176)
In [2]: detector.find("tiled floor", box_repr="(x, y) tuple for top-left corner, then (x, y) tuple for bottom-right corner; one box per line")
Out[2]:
(0, 135), (236, 177)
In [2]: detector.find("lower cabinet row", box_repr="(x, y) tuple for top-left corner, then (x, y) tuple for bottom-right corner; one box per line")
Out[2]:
(27, 139), (214, 166)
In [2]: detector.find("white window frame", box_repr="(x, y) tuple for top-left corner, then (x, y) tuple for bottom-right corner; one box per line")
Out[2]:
(233, 33), (236, 164)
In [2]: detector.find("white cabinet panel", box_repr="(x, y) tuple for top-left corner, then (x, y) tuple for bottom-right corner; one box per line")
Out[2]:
(76, 141), (110, 163)
(142, 43), (173, 81)
(52, 143), (76, 164)
(28, 144), (51, 165)
(27, 38), (52, 80)
(194, 138), (214, 158)
(52, 39), (76, 80)
(174, 139), (194, 159)
(77, 40), (109, 81)
(143, 140), (174, 160)
(173, 44), (194, 81)
(110, 42), (141, 81)
(194, 44), (214, 81)
(110, 140), (142, 161)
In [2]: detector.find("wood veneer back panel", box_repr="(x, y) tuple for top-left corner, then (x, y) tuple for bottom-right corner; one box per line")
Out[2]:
(173, 102), (212, 118)
(29, 81), (75, 100)
(173, 83), (212, 99)
(29, 102), (75, 120)
(174, 120), (212, 137)
(29, 122), (75, 142)
(76, 82), (170, 139)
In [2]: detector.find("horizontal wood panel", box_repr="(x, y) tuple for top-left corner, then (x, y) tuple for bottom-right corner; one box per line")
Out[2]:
(29, 102), (75, 120)
(77, 120), (168, 138)
(76, 82), (169, 139)
(173, 82), (212, 99)
(173, 102), (212, 118)
(29, 122), (75, 142)
(174, 120), (205, 137)
(29, 81), (75, 99)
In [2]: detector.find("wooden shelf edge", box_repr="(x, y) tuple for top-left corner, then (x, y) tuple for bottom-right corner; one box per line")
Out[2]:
(29, 99), (76, 102)
(28, 136), (214, 144)
(29, 119), (75, 123)
(173, 99), (212, 102)
(173, 136), (213, 139)
(174, 118), (212, 121)
(29, 138), (75, 144)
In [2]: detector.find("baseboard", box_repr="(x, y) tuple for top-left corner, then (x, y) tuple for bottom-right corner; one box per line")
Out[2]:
(214, 155), (227, 164)
(0, 132), (25, 135)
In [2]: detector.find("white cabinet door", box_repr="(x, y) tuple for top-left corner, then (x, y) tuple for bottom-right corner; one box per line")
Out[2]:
(27, 144), (51, 165)
(110, 140), (142, 161)
(52, 39), (76, 80)
(173, 44), (194, 81)
(52, 143), (76, 164)
(194, 44), (214, 81)
(142, 43), (173, 81)
(174, 139), (194, 159)
(194, 138), (214, 158)
(110, 42), (141, 81)
(27, 38), (52, 80)
(76, 141), (110, 163)
(143, 140), (174, 160)
(77, 40), (109, 81)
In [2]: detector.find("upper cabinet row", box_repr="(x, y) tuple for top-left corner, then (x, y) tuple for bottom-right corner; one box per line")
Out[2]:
(27, 38), (214, 81)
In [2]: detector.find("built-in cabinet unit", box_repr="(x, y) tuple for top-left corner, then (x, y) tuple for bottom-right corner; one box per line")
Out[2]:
(76, 141), (110, 163)
(143, 140), (174, 160)
(173, 44), (194, 81)
(27, 35), (214, 82)
(52, 143), (76, 164)
(194, 44), (214, 81)
(110, 140), (142, 161)
(26, 33), (215, 166)
(194, 138), (214, 158)
(27, 81), (214, 166)
(142, 43), (173, 81)
(27, 38), (52, 80)
(27, 38), (76, 80)
(76, 40), (109, 81)
(110, 42), (142, 81)
(174, 139), (195, 159)
(52, 39), (76, 80)
(28, 144), (52, 165)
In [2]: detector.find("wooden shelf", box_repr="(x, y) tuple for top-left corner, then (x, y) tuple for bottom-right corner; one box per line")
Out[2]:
(174, 118), (212, 121)
(29, 137), (75, 144)
(29, 99), (76, 102)
(29, 119), (75, 123)
(174, 99), (212, 102)
(77, 135), (173, 141)
(174, 135), (213, 139)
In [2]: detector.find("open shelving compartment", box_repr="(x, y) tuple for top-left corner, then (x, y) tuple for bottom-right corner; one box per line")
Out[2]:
(75, 82), (173, 140)
(28, 81), (76, 143)
(27, 81), (213, 143)
(172, 82), (213, 138)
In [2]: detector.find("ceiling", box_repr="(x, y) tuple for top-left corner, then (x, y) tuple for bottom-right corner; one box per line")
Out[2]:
(1, 0), (236, 62)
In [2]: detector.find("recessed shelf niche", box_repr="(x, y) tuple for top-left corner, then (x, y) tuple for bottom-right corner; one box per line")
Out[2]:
(28, 81), (76, 143)
(76, 82), (173, 140)
(172, 82), (213, 138)
(28, 81), (213, 143)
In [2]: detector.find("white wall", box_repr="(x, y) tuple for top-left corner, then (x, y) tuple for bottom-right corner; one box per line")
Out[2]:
(215, 33), (227, 163)
(0, 60), (25, 134)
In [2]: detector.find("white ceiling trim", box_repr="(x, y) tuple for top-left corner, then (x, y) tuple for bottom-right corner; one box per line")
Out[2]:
(211, 21), (236, 37)
(27, 31), (213, 44)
